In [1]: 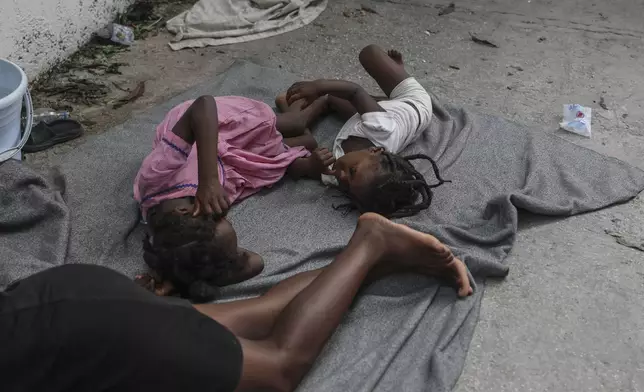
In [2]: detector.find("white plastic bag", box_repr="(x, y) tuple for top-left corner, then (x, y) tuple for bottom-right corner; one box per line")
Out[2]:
(111, 24), (135, 45)
(560, 104), (592, 138)
(96, 23), (135, 45)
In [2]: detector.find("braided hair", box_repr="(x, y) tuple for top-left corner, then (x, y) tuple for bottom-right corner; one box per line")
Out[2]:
(143, 213), (240, 303)
(337, 152), (449, 218)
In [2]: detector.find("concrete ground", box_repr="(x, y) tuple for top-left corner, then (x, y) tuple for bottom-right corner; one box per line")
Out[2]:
(28, 0), (644, 390)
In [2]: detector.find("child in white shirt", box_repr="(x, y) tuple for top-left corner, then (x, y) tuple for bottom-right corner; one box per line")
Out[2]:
(278, 45), (448, 218)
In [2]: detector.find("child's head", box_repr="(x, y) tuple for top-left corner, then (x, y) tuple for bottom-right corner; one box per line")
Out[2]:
(332, 147), (447, 218)
(143, 208), (263, 302)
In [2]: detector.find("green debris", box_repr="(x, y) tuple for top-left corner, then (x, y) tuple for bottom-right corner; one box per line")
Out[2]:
(38, 78), (110, 105)
(118, 0), (197, 39)
(31, 0), (196, 111)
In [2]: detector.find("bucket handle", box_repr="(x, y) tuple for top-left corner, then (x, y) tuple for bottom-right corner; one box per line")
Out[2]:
(0, 88), (33, 163)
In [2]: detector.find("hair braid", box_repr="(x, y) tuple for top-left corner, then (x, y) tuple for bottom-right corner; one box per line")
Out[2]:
(143, 213), (240, 302)
(336, 152), (449, 218)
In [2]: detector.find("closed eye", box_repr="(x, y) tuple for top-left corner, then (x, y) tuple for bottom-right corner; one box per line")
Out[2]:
(349, 167), (356, 178)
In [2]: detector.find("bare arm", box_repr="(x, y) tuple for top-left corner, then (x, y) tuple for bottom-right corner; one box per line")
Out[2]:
(286, 148), (335, 180)
(287, 80), (385, 115)
(172, 96), (220, 187)
(171, 95), (228, 215)
(327, 94), (388, 121)
(313, 79), (385, 114)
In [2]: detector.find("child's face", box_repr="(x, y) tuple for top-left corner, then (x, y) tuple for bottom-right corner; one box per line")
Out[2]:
(212, 218), (264, 284)
(333, 147), (384, 196)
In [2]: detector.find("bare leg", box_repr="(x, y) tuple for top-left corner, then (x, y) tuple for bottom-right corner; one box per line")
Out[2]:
(359, 45), (410, 97)
(195, 259), (404, 340)
(194, 269), (322, 340)
(202, 213), (471, 392)
(283, 130), (318, 151)
(327, 95), (358, 121)
(323, 47), (406, 119)
(275, 94), (328, 138)
(278, 89), (355, 121)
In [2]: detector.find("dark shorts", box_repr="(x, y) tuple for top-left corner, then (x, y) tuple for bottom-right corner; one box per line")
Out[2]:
(0, 264), (243, 392)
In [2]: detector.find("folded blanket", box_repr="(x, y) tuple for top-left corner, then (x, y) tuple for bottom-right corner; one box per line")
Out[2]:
(166, 0), (328, 50)
(0, 161), (69, 288)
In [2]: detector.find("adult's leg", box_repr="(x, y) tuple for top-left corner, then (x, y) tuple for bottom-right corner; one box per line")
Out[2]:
(194, 257), (405, 341)
(359, 45), (410, 97)
(194, 269), (322, 340)
(203, 213), (471, 392)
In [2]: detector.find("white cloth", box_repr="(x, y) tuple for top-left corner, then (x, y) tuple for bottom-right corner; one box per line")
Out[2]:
(331, 77), (432, 158)
(166, 0), (328, 51)
(321, 77), (433, 185)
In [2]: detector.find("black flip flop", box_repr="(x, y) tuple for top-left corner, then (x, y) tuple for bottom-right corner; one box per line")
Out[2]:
(22, 119), (84, 153)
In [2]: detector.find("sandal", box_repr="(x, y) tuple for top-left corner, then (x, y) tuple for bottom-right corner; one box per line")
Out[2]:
(22, 119), (84, 153)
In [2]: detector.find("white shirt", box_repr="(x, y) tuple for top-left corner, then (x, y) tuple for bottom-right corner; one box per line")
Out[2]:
(321, 77), (434, 186)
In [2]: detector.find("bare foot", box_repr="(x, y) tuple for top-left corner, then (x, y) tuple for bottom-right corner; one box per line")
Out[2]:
(276, 93), (307, 113)
(135, 273), (175, 296)
(388, 49), (404, 65)
(276, 92), (325, 113)
(275, 93), (290, 112)
(358, 213), (473, 297)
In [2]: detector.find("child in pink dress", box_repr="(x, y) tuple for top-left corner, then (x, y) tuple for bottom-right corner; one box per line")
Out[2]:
(133, 95), (331, 302)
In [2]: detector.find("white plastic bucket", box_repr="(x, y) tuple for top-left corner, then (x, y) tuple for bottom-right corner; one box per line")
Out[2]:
(0, 59), (33, 162)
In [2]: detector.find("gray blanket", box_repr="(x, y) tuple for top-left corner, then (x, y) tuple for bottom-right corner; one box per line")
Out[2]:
(2, 61), (644, 391)
(0, 162), (69, 288)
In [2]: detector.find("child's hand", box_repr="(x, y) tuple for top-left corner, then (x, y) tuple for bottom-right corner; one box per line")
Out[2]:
(310, 147), (336, 176)
(194, 181), (229, 217)
(286, 81), (320, 108)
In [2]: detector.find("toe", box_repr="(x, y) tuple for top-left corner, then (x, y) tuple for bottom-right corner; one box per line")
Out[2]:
(275, 93), (288, 112)
(452, 259), (472, 297)
(388, 49), (402, 61)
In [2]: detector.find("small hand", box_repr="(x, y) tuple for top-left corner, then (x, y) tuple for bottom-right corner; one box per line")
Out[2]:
(286, 81), (321, 108)
(194, 181), (229, 217)
(310, 147), (336, 176)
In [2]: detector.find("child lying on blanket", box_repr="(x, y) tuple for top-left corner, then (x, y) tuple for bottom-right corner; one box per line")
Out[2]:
(277, 44), (449, 218)
(133, 95), (333, 302)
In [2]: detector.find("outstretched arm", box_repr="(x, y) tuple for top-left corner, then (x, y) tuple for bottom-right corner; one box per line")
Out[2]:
(286, 148), (336, 180)
(171, 95), (229, 216)
(287, 80), (385, 115)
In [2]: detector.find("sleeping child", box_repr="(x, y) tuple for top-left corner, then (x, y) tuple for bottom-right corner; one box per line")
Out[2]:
(278, 44), (449, 218)
(134, 45), (446, 301)
(133, 94), (332, 301)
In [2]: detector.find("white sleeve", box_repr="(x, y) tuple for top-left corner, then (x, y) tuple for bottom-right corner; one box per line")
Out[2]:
(321, 173), (339, 186)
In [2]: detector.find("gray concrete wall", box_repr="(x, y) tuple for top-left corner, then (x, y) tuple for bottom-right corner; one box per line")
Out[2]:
(0, 0), (133, 79)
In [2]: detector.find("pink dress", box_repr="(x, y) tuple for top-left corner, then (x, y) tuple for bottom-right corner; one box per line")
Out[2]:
(133, 96), (309, 218)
